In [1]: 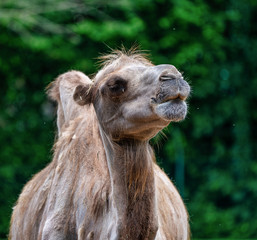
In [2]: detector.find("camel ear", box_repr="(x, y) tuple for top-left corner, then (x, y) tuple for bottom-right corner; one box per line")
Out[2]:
(73, 83), (93, 105)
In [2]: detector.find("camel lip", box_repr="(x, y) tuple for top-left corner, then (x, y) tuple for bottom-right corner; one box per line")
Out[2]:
(151, 94), (186, 105)
(162, 95), (185, 103)
(154, 99), (187, 122)
(159, 98), (184, 106)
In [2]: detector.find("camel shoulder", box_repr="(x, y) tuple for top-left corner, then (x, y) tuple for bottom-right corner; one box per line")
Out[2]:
(154, 164), (189, 240)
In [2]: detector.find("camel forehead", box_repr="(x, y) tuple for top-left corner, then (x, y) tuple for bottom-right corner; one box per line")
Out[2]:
(94, 53), (153, 83)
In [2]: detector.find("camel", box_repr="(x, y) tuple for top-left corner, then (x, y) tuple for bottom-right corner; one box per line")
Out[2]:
(9, 49), (191, 240)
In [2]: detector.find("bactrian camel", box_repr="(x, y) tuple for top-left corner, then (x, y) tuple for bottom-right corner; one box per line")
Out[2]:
(9, 49), (191, 240)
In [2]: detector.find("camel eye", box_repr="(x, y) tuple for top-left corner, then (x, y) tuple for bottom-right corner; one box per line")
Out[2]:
(107, 77), (127, 97)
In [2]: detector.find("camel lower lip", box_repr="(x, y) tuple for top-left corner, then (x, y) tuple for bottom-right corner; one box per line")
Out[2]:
(162, 97), (181, 103)
(154, 99), (187, 121)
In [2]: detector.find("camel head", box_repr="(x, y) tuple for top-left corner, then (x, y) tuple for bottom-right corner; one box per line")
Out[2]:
(73, 51), (190, 141)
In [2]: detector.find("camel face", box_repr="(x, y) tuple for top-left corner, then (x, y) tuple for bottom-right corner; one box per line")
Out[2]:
(74, 55), (190, 141)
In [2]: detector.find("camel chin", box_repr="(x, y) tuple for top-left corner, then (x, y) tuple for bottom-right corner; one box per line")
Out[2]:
(154, 99), (188, 122)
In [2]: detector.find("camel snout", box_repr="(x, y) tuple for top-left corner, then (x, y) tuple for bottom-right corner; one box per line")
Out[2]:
(156, 65), (182, 81)
(159, 73), (182, 82)
(156, 75), (190, 104)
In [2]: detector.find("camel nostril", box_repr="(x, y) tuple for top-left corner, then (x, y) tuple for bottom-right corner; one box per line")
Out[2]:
(159, 74), (177, 81)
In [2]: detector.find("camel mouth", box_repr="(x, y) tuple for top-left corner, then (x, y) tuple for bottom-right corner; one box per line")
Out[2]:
(151, 93), (187, 105)
(153, 98), (188, 122)
(161, 94), (186, 103)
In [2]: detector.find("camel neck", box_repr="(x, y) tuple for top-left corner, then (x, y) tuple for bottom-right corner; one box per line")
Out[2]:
(99, 127), (158, 239)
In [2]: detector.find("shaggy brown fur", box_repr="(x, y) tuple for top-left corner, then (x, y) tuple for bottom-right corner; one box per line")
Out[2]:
(9, 50), (190, 240)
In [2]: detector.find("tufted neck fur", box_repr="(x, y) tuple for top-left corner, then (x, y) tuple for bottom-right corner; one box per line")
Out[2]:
(99, 126), (158, 240)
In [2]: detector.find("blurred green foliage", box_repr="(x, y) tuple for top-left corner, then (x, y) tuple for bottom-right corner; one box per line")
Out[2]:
(0, 0), (257, 238)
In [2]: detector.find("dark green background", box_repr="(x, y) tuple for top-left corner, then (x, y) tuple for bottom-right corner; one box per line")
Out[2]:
(1, 0), (257, 238)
